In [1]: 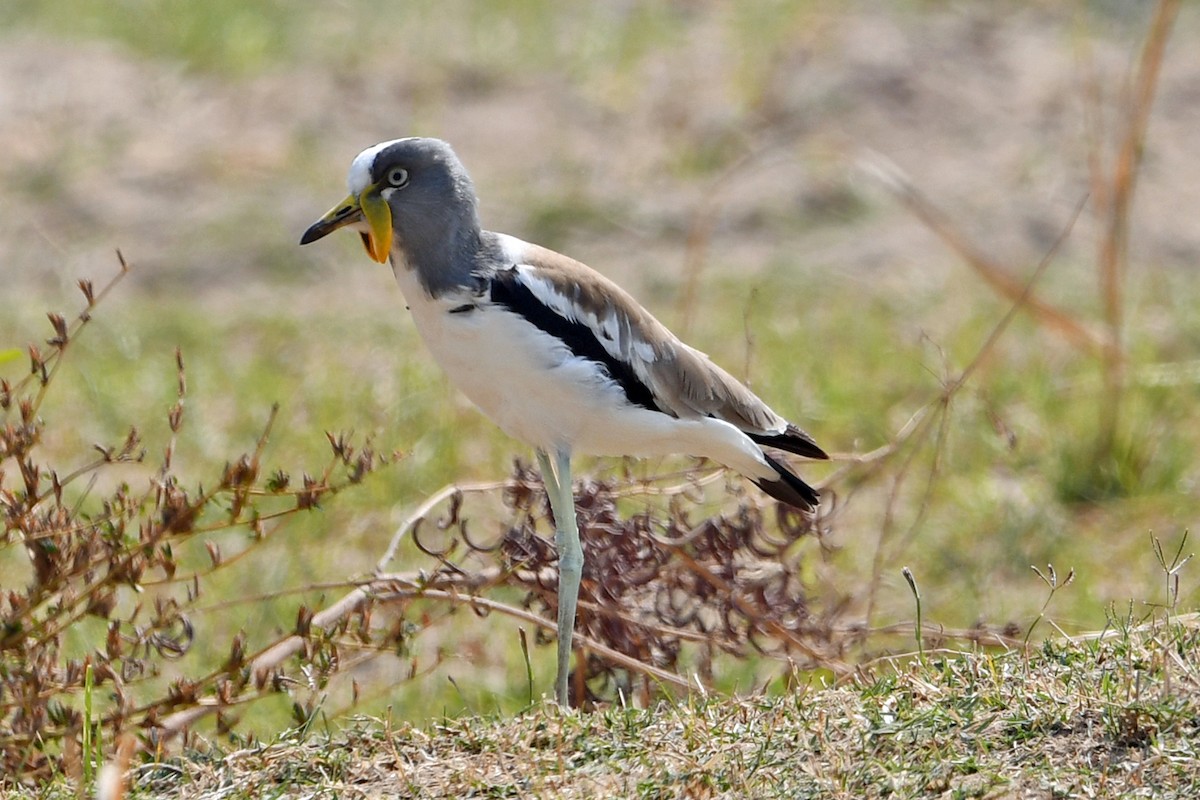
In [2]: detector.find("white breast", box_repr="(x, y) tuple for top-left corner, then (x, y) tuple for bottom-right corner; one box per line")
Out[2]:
(388, 256), (774, 479)
(389, 263), (618, 452)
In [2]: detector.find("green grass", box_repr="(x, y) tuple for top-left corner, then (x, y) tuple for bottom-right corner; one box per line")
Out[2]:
(0, 0), (691, 79)
(30, 613), (1200, 798)
(1, 0), (1197, 790)
(3, 254), (1196, 732)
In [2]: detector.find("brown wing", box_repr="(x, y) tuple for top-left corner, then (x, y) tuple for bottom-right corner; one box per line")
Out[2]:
(512, 242), (827, 459)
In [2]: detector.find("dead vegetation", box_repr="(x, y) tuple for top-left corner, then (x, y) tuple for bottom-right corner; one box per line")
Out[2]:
(1, 262), (396, 784)
(0, 258), (832, 783)
(1, 1), (1196, 797)
(0, 179), (1103, 794)
(0, 230), (1066, 792)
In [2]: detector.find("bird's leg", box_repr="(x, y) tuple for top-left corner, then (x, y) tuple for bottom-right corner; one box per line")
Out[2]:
(536, 448), (582, 706)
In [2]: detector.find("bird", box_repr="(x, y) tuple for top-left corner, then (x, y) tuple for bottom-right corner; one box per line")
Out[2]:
(300, 137), (827, 706)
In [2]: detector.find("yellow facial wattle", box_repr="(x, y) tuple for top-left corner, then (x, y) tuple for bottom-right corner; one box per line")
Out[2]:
(359, 189), (393, 264)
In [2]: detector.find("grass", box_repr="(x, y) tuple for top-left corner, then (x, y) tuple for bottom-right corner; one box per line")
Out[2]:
(2, 253), (1195, 729)
(0, 0), (692, 80)
(1, 0), (1198, 795)
(26, 612), (1200, 798)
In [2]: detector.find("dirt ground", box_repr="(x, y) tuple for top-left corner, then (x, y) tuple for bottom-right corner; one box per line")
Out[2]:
(1, 5), (1197, 311)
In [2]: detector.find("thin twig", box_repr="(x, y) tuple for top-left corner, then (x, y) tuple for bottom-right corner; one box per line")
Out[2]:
(860, 151), (1114, 360)
(377, 587), (694, 690)
(859, 193), (1088, 621)
(374, 480), (509, 573)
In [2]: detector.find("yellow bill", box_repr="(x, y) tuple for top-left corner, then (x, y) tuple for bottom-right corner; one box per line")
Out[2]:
(299, 184), (393, 264)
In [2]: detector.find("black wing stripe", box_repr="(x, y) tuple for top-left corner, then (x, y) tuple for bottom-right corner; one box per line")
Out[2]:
(746, 430), (829, 460)
(489, 270), (660, 413)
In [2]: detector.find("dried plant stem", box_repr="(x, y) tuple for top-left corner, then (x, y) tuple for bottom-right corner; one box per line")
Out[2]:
(676, 147), (763, 338)
(858, 193), (1087, 623)
(861, 152), (1112, 361)
(19, 255), (130, 418)
(675, 135), (801, 338)
(1092, 0), (1179, 458)
(379, 588), (693, 690)
(152, 572), (694, 741)
(375, 480), (509, 572)
(1097, 0), (1179, 345)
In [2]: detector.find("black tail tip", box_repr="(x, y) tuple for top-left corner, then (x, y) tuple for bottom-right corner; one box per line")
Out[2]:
(753, 454), (819, 511)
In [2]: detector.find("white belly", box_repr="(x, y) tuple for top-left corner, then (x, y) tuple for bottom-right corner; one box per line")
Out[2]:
(393, 268), (615, 452)
(391, 265), (772, 478)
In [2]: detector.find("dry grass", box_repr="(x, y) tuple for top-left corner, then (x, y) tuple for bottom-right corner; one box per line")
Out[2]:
(1, 236), (1065, 793)
(3, 1), (1199, 797)
(39, 613), (1198, 799)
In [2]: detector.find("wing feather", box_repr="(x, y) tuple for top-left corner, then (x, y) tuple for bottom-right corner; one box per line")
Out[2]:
(506, 241), (825, 458)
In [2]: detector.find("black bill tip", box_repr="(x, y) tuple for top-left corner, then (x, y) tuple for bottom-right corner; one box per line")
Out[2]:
(299, 199), (362, 246)
(299, 221), (329, 246)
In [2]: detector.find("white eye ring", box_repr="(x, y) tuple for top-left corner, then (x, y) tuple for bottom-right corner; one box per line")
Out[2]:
(386, 167), (409, 187)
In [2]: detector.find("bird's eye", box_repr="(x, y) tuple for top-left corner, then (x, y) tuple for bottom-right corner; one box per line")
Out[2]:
(386, 167), (410, 187)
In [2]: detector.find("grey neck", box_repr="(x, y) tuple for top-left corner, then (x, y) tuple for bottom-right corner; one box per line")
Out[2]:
(393, 212), (486, 298)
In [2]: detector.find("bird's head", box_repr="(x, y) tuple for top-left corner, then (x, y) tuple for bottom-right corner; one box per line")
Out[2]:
(300, 137), (479, 264)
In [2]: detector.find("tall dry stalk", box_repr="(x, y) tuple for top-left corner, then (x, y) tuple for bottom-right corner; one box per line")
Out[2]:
(870, 0), (1180, 487)
(1089, 0), (1180, 461)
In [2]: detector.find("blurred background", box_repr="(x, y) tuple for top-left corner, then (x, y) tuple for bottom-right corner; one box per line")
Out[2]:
(1, 0), (1198, 723)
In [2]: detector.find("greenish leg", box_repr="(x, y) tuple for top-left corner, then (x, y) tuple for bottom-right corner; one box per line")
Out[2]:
(537, 448), (582, 706)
